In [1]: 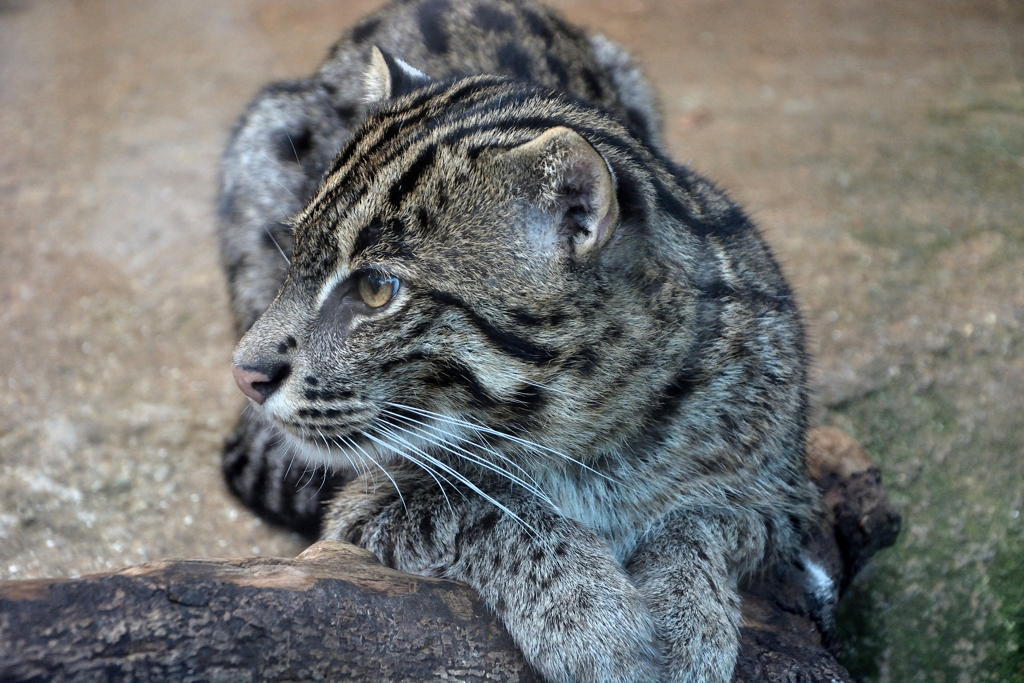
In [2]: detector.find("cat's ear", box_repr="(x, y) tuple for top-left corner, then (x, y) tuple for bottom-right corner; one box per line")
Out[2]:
(507, 126), (619, 255)
(363, 46), (432, 104)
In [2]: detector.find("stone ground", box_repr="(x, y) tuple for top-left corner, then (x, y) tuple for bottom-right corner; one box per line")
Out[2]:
(1, 0), (1022, 680)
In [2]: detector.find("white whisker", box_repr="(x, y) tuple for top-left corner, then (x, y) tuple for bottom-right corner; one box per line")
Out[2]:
(372, 422), (535, 535)
(246, 149), (298, 266)
(283, 129), (302, 164)
(338, 434), (407, 512)
(297, 427), (334, 494)
(520, 377), (586, 401)
(330, 429), (371, 483)
(252, 149), (301, 197)
(369, 425), (468, 505)
(315, 465), (332, 496)
(383, 408), (537, 483)
(362, 428), (457, 515)
(384, 402), (621, 486)
(381, 410), (555, 509)
(325, 432), (366, 485)
(263, 226), (291, 265)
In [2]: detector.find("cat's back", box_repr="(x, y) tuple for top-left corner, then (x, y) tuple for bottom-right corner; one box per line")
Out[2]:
(316, 0), (658, 144)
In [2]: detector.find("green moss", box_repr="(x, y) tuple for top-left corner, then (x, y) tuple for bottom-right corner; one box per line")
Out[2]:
(991, 528), (1024, 682)
(829, 368), (1024, 682)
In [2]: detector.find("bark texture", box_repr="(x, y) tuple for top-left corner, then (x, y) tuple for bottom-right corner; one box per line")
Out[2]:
(0, 427), (900, 682)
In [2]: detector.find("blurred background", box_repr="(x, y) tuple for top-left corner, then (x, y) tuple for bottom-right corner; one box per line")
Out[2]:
(1, 0), (1022, 680)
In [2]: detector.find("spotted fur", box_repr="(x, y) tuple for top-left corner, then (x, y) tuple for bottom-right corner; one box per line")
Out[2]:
(220, 0), (659, 337)
(220, 2), (818, 681)
(219, 0), (660, 532)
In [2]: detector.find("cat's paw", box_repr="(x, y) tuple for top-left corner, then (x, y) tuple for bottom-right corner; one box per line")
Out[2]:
(508, 574), (665, 683)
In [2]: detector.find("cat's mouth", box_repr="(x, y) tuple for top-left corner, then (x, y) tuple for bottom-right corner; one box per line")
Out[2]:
(260, 392), (494, 477)
(260, 405), (404, 473)
(263, 400), (377, 441)
(262, 398), (570, 515)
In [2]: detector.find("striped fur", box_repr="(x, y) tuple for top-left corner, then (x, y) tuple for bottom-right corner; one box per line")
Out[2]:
(218, 0), (659, 534)
(219, 0), (659, 338)
(221, 2), (818, 682)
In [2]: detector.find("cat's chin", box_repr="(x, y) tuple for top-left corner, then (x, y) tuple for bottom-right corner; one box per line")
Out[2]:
(270, 420), (397, 473)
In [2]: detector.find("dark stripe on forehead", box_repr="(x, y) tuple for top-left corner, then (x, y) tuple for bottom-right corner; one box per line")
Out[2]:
(439, 114), (645, 172)
(426, 290), (559, 365)
(316, 79), (720, 253)
(389, 144), (437, 208)
(350, 216), (408, 258)
(322, 79), (507, 189)
(330, 79), (589, 193)
(310, 84), (526, 222)
(419, 86), (640, 148)
(351, 220), (384, 258)
(416, 205), (437, 234)
(428, 86), (658, 167)
(438, 114), (568, 151)
(321, 88), (446, 183)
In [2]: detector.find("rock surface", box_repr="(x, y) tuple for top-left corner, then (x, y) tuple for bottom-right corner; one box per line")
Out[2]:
(1, 1), (1022, 680)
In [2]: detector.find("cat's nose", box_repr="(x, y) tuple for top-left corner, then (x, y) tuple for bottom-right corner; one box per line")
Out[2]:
(232, 362), (290, 404)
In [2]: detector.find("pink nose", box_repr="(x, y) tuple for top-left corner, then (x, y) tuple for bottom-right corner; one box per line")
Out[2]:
(232, 364), (271, 404)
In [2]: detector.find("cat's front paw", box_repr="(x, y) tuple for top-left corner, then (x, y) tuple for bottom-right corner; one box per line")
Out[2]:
(531, 610), (664, 683)
(501, 566), (665, 683)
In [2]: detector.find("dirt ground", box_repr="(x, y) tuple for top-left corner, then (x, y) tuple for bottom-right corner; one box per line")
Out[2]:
(1, 0), (1022, 680)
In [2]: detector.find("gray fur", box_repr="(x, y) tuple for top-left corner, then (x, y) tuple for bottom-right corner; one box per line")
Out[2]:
(219, 2), (819, 681)
(218, 0), (665, 533)
(219, 0), (661, 336)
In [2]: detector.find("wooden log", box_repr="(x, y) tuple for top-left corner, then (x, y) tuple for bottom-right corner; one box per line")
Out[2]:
(0, 541), (537, 682)
(0, 428), (900, 682)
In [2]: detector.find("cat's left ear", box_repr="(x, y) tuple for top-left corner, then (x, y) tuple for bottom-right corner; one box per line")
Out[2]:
(507, 126), (619, 255)
(363, 46), (432, 104)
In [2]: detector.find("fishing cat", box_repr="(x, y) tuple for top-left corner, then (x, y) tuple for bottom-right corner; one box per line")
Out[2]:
(219, 1), (819, 681)
(220, 0), (661, 535)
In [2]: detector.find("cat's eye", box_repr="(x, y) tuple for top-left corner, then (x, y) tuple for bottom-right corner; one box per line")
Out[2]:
(357, 271), (400, 308)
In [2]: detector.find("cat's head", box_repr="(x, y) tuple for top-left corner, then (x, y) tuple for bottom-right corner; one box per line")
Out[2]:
(231, 49), (680, 476)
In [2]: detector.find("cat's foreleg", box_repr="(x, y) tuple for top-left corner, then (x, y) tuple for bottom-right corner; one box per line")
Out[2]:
(324, 483), (665, 683)
(625, 511), (749, 683)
